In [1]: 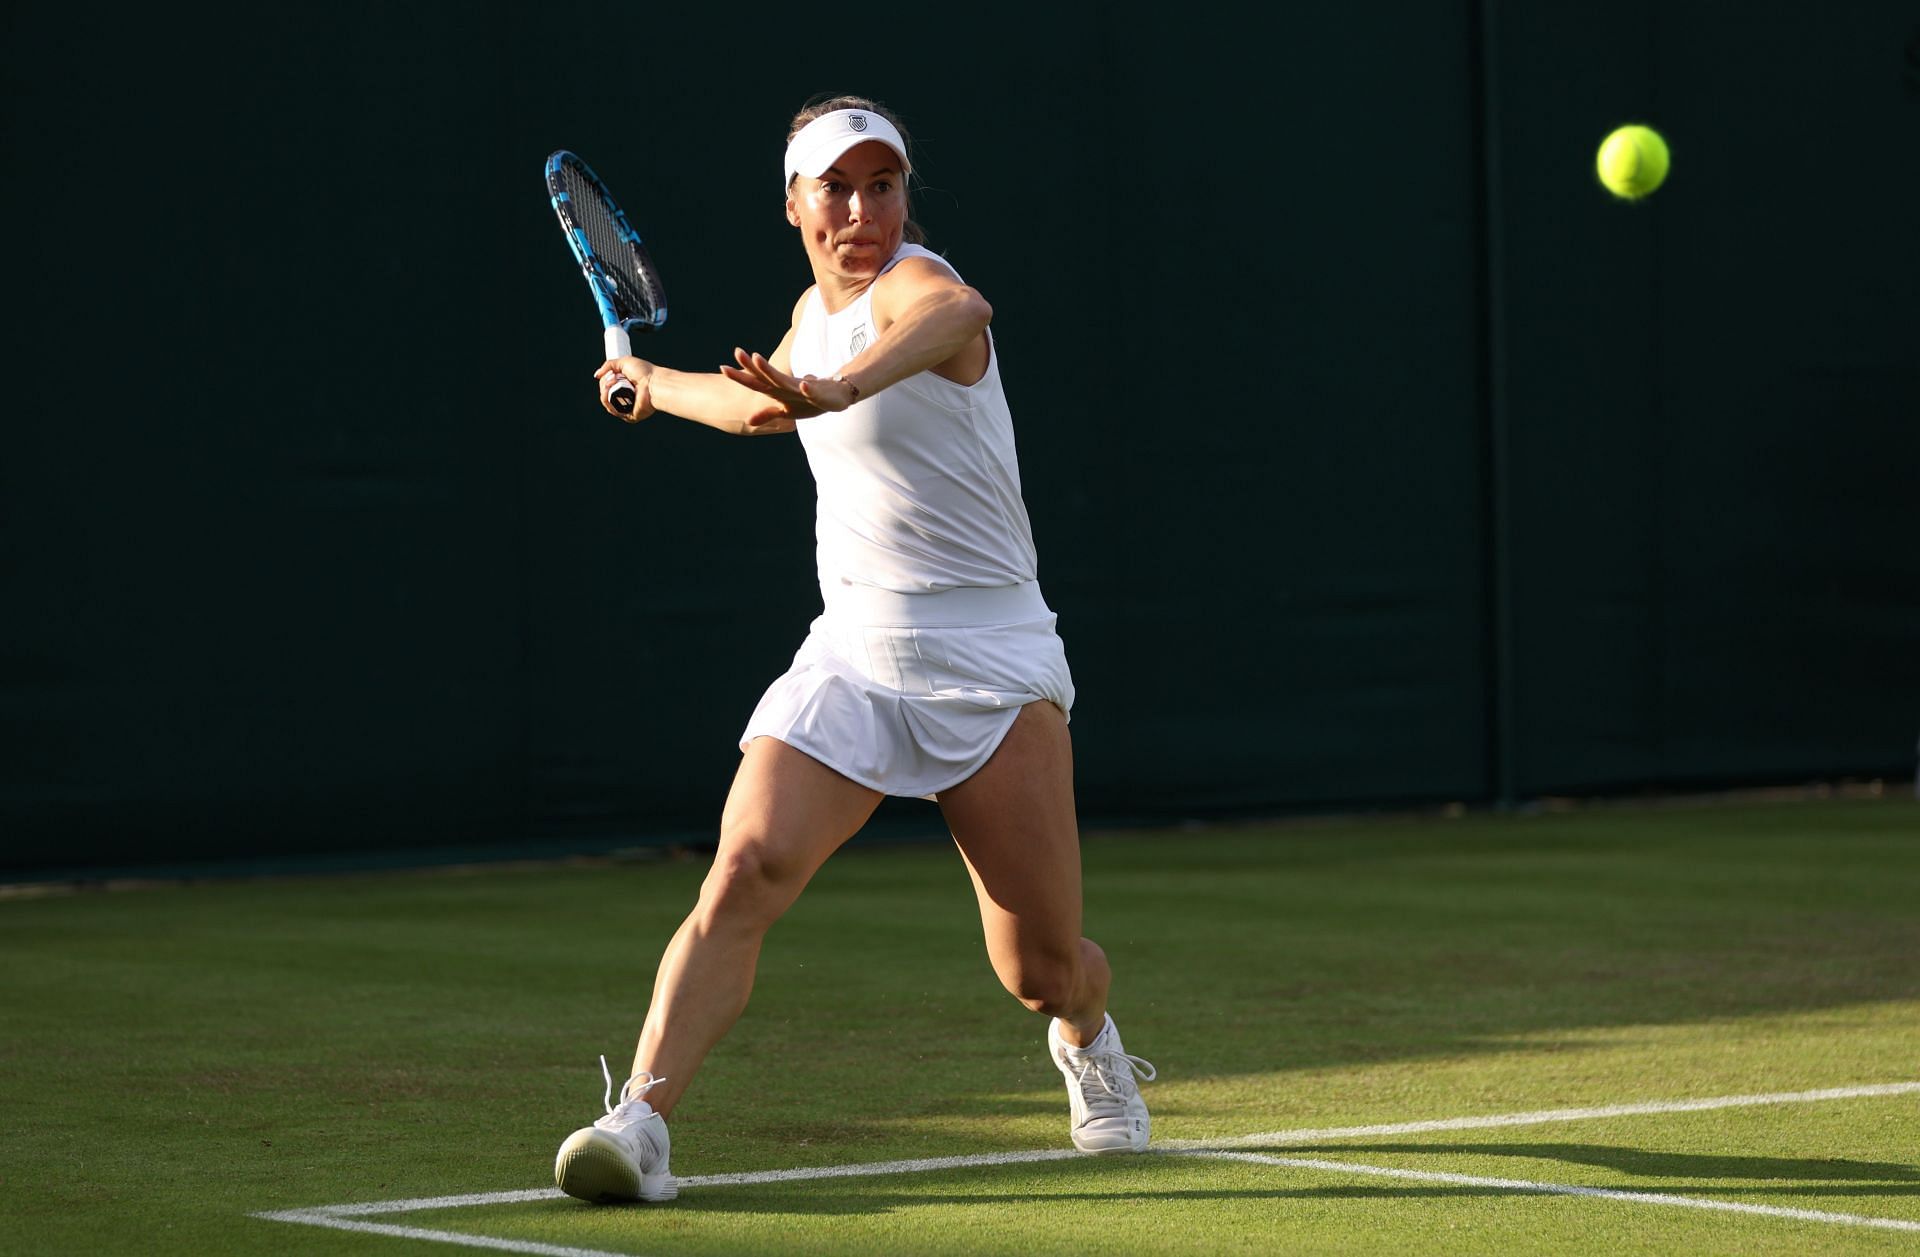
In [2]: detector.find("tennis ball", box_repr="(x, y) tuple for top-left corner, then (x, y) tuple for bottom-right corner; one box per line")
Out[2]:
(1595, 124), (1670, 200)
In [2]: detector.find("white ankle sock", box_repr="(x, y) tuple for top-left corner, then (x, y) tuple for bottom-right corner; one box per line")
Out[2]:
(1057, 1014), (1114, 1054)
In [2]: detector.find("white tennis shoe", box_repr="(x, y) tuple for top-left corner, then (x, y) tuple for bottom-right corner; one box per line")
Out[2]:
(1049, 1014), (1156, 1153)
(554, 1057), (676, 1203)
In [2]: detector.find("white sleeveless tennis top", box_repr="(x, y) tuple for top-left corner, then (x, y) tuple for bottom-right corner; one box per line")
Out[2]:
(741, 244), (1072, 796)
(787, 244), (1039, 608)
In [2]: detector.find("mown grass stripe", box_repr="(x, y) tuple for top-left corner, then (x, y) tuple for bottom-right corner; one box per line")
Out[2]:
(252, 1209), (636, 1256)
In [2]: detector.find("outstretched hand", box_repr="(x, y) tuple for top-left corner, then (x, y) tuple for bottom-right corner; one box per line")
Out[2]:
(720, 349), (857, 427)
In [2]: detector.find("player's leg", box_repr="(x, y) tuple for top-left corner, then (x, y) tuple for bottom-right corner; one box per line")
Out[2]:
(937, 700), (1154, 1152)
(938, 701), (1107, 1036)
(631, 735), (883, 1115)
(556, 736), (881, 1202)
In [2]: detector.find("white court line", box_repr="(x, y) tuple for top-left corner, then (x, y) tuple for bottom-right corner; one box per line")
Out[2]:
(298, 1188), (567, 1217)
(1185, 1150), (1920, 1234)
(252, 1080), (1920, 1255)
(1155, 1080), (1920, 1151)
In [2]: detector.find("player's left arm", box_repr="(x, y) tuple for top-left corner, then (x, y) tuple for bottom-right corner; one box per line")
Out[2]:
(725, 258), (992, 420)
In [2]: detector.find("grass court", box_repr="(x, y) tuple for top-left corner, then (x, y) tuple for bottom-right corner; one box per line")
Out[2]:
(5, 794), (1916, 1254)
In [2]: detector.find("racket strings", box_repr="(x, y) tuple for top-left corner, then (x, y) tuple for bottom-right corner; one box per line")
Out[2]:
(556, 162), (663, 324)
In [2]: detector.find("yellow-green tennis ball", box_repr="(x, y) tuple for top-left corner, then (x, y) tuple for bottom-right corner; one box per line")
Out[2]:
(1596, 125), (1670, 200)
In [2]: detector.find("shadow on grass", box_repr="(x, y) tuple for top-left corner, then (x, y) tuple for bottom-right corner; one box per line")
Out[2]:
(667, 1185), (1556, 1216)
(646, 1144), (1920, 1218)
(586, 1180), (1920, 1221)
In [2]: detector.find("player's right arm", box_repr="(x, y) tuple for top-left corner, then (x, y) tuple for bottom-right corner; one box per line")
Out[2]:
(595, 291), (814, 436)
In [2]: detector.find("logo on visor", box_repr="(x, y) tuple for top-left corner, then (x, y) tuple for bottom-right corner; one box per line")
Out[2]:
(848, 114), (868, 132)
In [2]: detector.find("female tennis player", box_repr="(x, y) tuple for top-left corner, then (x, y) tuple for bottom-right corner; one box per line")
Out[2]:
(553, 96), (1154, 1204)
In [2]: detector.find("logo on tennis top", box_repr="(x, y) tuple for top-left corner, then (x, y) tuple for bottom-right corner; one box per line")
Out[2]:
(848, 114), (868, 132)
(849, 325), (869, 354)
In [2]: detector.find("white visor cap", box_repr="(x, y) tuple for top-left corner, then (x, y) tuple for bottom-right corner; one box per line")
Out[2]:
(783, 109), (912, 188)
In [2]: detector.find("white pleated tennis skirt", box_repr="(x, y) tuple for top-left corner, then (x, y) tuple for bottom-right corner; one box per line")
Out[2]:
(739, 580), (1075, 799)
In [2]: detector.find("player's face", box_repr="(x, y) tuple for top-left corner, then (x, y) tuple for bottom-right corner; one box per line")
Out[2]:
(786, 140), (906, 281)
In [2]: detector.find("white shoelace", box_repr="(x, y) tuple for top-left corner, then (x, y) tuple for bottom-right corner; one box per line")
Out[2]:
(1065, 1047), (1157, 1117)
(598, 1054), (667, 1124)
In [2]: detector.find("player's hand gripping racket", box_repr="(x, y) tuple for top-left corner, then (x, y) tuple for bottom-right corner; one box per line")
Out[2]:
(545, 151), (667, 417)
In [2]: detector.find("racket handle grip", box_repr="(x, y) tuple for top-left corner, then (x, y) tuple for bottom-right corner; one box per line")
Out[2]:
(603, 324), (638, 418)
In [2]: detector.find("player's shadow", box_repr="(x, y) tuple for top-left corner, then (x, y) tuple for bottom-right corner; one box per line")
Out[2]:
(1285, 1141), (1920, 1187)
(673, 1144), (1920, 1216)
(677, 1184), (1536, 1217)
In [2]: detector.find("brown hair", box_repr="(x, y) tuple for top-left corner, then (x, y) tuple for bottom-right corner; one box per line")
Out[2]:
(786, 94), (927, 246)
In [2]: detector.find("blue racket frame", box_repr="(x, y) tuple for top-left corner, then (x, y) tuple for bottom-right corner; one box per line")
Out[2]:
(546, 151), (666, 412)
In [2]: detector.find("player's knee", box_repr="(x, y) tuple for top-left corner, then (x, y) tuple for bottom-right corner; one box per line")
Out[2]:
(697, 843), (801, 931)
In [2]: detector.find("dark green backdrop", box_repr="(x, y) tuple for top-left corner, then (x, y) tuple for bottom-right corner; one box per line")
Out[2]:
(5, 3), (1916, 874)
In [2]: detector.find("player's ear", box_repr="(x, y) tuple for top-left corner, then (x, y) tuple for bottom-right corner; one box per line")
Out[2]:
(784, 196), (800, 227)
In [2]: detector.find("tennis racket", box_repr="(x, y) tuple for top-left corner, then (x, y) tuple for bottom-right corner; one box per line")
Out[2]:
(545, 150), (668, 417)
